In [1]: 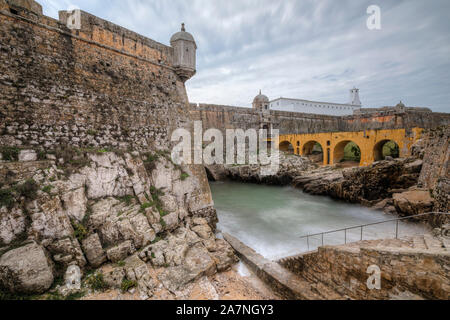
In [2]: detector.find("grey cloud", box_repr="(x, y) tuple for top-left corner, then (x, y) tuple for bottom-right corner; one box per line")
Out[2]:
(39, 0), (450, 112)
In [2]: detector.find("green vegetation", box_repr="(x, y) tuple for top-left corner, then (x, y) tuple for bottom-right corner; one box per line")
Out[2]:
(151, 236), (162, 244)
(382, 141), (400, 158)
(0, 179), (39, 209)
(343, 142), (361, 162)
(42, 185), (54, 194)
(180, 172), (190, 181)
(119, 195), (134, 206)
(0, 188), (15, 209)
(116, 261), (126, 267)
(85, 272), (109, 292)
(0, 146), (20, 161)
(120, 279), (137, 293)
(72, 221), (88, 242)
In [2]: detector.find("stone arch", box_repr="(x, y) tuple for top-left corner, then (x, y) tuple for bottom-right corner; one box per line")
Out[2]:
(373, 139), (400, 161)
(279, 141), (294, 153)
(302, 140), (324, 163)
(333, 140), (361, 165)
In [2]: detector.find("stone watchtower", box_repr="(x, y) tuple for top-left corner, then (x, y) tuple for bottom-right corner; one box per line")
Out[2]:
(252, 90), (270, 112)
(349, 87), (362, 106)
(170, 23), (197, 82)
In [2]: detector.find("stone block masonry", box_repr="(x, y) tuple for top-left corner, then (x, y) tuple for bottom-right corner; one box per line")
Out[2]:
(190, 103), (450, 136)
(0, 5), (188, 152)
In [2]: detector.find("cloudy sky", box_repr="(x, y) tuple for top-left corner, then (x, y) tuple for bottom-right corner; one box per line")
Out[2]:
(39, 0), (450, 112)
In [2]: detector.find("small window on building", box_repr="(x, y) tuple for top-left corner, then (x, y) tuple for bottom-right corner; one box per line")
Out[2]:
(327, 141), (331, 146)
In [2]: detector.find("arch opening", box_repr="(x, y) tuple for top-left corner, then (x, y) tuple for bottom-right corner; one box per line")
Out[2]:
(374, 140), (400, 161)
(279, 141), (294, 154)
(334, 140), (361, 167)
(302, 141), (324, 163)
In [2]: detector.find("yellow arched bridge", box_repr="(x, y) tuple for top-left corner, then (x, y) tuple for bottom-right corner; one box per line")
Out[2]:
(277, 128), (423, 167)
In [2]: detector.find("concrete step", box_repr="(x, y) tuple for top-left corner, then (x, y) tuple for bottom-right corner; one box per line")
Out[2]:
(224, 233), (330, 300)
(412, 236), (428, 250)
(423, 235), (445, 250)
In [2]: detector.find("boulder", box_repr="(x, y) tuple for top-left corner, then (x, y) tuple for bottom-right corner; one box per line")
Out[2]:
(0, 205), (26, 245)
(18, 150), (37, 162)
(61, 188), (87, 222)
(209, 239), (239, 272)
(393, 190), (434, 216)
(158, 242), (216, 293)
(81, 233), (106, 267)
(106, 240), (135, 263)
(104, 267), (126, 288)
(0, 243), (54, 294)
(64, 265), (81, 291)
(123, 255), (156, 300)
(46, 237), (87, 268)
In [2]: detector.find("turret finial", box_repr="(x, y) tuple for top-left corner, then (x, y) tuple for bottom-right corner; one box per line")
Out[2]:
(181, 23), (185, 32)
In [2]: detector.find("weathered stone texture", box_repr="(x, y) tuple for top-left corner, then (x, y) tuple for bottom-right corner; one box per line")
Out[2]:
(0, 242), (54, 294)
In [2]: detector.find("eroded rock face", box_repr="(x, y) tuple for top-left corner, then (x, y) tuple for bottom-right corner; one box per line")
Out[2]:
(0, 151), (222, 295)
(212, 153), (314, 185)
(393, 190), (434, 216)
(0, 243), (54, 294)
(81, 233), (106, 267)
(0, 205), (26, 245)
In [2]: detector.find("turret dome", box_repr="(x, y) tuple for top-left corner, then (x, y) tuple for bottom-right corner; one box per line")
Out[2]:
(253, 90), (269, 104)
(170, 23), (197, 48)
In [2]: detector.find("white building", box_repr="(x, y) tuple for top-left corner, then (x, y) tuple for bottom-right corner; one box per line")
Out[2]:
(269, 88), (362, 116)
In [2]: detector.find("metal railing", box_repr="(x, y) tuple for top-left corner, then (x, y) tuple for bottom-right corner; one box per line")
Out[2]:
(299, 212), (449, 252)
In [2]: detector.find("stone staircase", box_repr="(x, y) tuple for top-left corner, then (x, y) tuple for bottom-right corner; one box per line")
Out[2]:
(225, 230), (449, 300)
(223, 233), (345, 300)
(278, 234), (449, 300)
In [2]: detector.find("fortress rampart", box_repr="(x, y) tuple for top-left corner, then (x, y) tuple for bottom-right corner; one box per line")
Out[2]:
(0, 2), (189, 152)
(190, 103), (450, 135)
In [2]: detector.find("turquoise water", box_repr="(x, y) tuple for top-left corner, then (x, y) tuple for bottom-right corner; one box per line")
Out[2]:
(210, 181), (428, 260)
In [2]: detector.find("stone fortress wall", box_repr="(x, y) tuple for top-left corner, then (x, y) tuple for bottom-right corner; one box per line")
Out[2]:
(190, 103), (450, 135)
(0, 1), (187, 151)
(0, 0), (213, 212)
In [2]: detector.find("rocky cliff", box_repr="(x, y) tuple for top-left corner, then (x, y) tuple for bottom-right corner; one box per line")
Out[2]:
(0, 150), (237, 298)
(0, 2), (234, 299)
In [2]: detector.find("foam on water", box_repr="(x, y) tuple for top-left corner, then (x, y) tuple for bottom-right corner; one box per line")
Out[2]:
(211, 181), (429, 260)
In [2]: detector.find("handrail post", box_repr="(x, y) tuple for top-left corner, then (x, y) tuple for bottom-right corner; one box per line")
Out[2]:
(395, 220), (399, 239)
(322, 233), (324, 247)
(345, 229), (347, 244)
(360, 226), (363, 241)
(307, 236), (310, 251)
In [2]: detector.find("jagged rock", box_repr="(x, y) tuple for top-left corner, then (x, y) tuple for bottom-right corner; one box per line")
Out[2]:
(158, 242), (216, 293)
(0, 205), (26, 245)
(393, 190), (434, 216)
(161, 212), (179, 231)
(18, 150), (37, 162)
(81, 153), (133, 200)
(106, 240), (135, 263)
(210, 239), (239, 272)
(103, 267), (126, 288)
(0, 242), (54, 294)
(81, 233), (106, 267)
(46, 237), (86, 269)
(191, 222), (213, 240)
(61, 188), (87, 222)
(124, 255), (156, 300)
(27, 195), (74, 240)
(87, 197), (155, 250)
(64, 265), (81, 291)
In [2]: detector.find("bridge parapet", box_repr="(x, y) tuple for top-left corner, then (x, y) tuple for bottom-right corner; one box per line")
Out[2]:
(278, 128), (423, 167)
